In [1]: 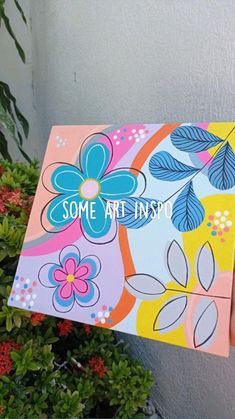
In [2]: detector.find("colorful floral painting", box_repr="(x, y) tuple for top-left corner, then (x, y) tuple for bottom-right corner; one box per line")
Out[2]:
(8, 123), (235, 357)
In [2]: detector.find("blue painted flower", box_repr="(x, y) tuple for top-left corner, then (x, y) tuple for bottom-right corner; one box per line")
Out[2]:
(43, 138), (138, 239)
(38, 245), (100, 313)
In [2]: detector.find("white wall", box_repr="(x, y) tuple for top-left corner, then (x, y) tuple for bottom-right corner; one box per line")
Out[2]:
(2, 0), (235, 417)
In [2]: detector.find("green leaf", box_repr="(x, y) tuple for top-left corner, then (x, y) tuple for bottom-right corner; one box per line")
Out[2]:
(6, 315), (13, 332)
(2, 10), (26, 62)
(13, 314), (22, 328)
(13, 0), (27, 24)
(0, 130), (12, 161)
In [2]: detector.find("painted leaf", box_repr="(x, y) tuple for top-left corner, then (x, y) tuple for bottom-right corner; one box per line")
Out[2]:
(208, 142), (235, 190)
(171, 126), (224, 152)
(153, 295), (187, 331)
(117, 197), (157, 229)
(125, 274), (166, 300)
(167, 240), (189, 287)
(197, 242), (216, 291)
(172, 181), (205, 232)
(193, 300), (218, 348)
(149, 151), (199, 181)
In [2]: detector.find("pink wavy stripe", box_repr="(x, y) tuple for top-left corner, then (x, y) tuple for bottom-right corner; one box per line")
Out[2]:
(22, 219), (82, 256)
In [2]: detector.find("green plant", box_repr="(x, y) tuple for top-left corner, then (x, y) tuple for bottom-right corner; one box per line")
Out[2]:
(0, 159), (154, 418)
(0, 1), (30, 161)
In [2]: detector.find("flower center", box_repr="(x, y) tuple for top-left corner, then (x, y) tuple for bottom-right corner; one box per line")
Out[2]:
(66, 274), (75, 282)
(79, 178), (100, 200)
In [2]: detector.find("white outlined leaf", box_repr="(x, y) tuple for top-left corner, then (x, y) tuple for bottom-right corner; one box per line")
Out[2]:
(167, 240), (189, 287)
(125, 274), (166, 300)
(153, 295), (187, 331)
(193, 300), (218, 348)
(197, 241), (216, 291)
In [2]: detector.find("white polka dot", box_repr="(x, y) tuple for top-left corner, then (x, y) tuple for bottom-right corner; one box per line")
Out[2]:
(140, 134), (146, 139)
(59, 138), (63, 143)
(131, 129), (136, 133)
(26, 295), (31, 301)
(220, 223), (225, 229)
(215, 211), (221, 217)
(104, 312), (110, 318)
(138, 129), (144, 134)
(29, 301), (34, 307)
(134, 133), (138, 138)
(22, 302), (26, 308)
(116, 141), (120, 145)
(224, 210), (229, 216)
(128, 136), (133, 140)
(16, 284), (20, 288)
(220, 216), (226, 222)
(214, 220), (219, 225)
(26, 278), (30, 284)
(97, 311), (103, 318)
(15, 295), (20, 301)
(226, 220), (232, 227)
(113, 135), (117, 140)
(117, 129), (120, 133)
(32, 294), (37, 299)
(101, 318), (106, 324)
(135, 138), (140, 142)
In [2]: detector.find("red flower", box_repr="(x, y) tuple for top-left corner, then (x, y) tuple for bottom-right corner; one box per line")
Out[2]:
(83, 324), (91, 336)
(31, 312), (46, 326)
(0, 340), (21, 356)
(0, 340), (21, 377)
(57, 319), (73, 336)
(0, 201), (6, 214)
(0, 406), (5, 416)
(88, 356), (107, 378)
(7, 189), (23, 206)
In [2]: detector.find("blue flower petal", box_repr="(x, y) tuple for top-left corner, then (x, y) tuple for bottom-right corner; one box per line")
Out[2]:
(100, 169), (137, 200)
(59, 245), (81, 267)
(74, 281), (100, 307)
(52, 287), (75, 313)
(51, 164), (84, 193)
(47, 193), (83, 227)
(38, 263), (60, 288)
(81, 197), (112, 238)
(80, 255), (101, 280)
(81, 143), (110, 179)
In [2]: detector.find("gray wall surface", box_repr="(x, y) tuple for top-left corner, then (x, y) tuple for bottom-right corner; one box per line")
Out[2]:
(1, 1), (235, 417)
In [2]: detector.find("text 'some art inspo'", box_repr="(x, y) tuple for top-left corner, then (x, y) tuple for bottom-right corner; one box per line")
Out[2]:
(9, 123), (235, 357)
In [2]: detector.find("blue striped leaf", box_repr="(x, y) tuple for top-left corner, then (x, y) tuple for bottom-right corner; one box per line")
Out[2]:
(208, 142), (235, 190)
(149, 151), (199, 181)
(117, 198), (157, 229)
(171, 126), (224, 152)
(172, 181), (205, 232)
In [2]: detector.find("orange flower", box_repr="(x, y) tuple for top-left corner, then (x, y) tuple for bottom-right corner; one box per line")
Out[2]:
(88, 356), (107, 378)
(0, 406), (5, 416)
(57, 319), (73, 336)
(31, 312), (46, 326)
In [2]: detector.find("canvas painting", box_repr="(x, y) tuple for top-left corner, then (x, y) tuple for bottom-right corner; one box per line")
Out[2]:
(8, 123), (235, 357)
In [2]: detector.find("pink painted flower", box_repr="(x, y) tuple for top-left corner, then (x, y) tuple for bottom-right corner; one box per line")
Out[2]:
(39, 245), (100, 312)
